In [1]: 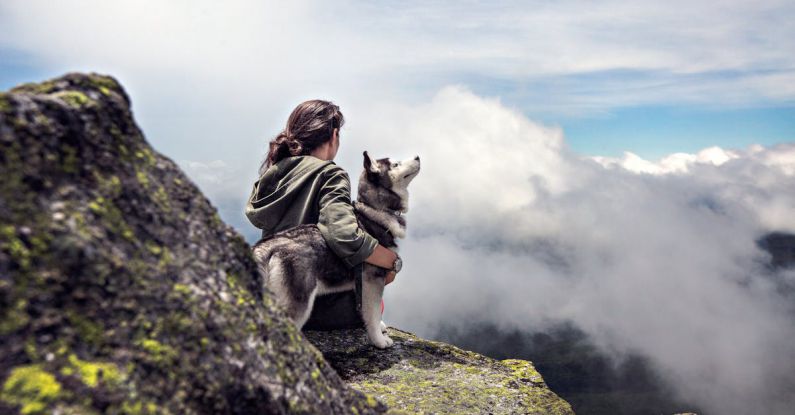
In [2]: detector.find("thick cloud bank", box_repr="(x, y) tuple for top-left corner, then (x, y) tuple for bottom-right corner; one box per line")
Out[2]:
(350, 86), (795, 415)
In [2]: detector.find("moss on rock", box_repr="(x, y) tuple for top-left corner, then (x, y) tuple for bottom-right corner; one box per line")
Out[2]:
(1, 365), (63, 415)
(52, 90), (91, 108)
(0, 71), (574, 415)
(0, 72), (384, 415)
(62, 354), (125, 388)
(305, 328), (575, 415)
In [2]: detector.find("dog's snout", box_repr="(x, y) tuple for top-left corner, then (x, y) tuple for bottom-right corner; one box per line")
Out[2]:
(414, 156), (420, 161)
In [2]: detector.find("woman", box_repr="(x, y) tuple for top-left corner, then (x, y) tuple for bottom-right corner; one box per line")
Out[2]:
(245, 99), (398, 330)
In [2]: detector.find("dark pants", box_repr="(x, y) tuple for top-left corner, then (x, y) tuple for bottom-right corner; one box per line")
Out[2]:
(302, 291), (364, 331)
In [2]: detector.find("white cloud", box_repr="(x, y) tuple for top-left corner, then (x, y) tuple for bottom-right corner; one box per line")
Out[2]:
(1, 0), (794, 114)
(592, 146), (742, 174)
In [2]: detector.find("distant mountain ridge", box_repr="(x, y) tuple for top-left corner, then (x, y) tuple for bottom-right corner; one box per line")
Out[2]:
(435, 233), (795, 415)
(758, 232), (795, 269)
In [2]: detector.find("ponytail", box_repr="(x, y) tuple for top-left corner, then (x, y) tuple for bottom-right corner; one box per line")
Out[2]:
(259, 100), (344, 174)
(266, 131), (304, 169)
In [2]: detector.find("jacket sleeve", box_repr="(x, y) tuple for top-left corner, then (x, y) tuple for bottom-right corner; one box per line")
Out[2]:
(316, 166), (379, 268)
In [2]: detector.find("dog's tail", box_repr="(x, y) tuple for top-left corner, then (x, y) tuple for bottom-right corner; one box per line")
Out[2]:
(251, 242), (275, 282)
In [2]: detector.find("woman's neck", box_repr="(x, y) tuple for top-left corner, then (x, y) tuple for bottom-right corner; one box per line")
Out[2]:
(310, 145), (332, 161)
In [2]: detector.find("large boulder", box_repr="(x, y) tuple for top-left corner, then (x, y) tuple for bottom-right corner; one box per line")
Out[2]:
(0, 72), (384, 414)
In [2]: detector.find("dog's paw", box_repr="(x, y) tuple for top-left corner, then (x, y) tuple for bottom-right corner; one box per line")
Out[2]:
(370, 334), (394, 349)
(389, 226), (406, 239)
(380, 320), (388, 333)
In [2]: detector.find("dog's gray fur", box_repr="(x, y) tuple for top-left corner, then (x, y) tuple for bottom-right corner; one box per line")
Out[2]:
(252, 151), (420, 348)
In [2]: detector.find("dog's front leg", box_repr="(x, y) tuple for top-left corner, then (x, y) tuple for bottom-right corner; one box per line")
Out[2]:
(361, 265), (393, 348)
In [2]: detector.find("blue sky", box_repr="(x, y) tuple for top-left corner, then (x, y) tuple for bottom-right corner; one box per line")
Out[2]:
(2, 48), (792, 161)
(560, 105), (794, 159)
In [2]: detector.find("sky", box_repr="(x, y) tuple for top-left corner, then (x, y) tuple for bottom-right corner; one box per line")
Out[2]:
(2, 1), (794, 414)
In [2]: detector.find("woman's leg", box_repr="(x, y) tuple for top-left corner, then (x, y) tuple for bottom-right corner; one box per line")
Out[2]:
(302, 291), (364, 331)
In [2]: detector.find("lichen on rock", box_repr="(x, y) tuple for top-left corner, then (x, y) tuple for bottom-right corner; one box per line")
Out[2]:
(0, 71), (574, 415)
(305, 328), (575, 414)
(1, 365), (63, 415)
(0, 72), (384, 414)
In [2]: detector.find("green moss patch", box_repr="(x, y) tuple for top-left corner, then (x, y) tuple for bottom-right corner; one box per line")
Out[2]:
(137, 339), (178, 365)
(9, 80), (58, 95)
(0, 93), (12, 113)
(1, 72), (388, 415)
(52, 91), (91, 108)
(306, 328), (575, 415)
(61, 354), (124, 388)
(1, 365), (63, 415)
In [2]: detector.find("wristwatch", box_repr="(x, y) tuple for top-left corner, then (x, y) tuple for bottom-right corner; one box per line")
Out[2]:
(391, 255), (402, 273)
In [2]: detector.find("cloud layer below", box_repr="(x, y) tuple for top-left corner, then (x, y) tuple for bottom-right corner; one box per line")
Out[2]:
(169, 79), (795, 415)
(349, 86), (795, 415)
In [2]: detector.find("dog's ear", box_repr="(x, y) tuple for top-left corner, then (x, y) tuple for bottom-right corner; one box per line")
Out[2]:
(363, 151), (380, 173)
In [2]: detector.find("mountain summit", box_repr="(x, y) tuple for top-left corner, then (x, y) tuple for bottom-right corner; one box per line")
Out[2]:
(0, 72), (572, 414)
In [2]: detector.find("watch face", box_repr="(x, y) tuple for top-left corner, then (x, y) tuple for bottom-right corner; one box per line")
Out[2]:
(394, 257), (402, 272)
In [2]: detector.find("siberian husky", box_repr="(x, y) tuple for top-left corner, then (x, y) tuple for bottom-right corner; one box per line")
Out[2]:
(252, 151), (420, 348)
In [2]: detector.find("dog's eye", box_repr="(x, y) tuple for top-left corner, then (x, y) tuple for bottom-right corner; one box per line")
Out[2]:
(391, 163), (399, 168)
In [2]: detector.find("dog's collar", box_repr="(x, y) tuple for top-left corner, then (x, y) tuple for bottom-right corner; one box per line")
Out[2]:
(356, 201), (404, 217)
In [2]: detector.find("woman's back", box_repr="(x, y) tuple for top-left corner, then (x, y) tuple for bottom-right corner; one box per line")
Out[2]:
(246, 155), (336, 237)
(246, 154), (378, 269)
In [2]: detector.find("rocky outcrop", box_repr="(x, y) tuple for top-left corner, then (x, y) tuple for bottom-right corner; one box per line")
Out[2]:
(0, 73), (384, 414)
(0, 72), (573, 414)
(305, 328), (574, 414)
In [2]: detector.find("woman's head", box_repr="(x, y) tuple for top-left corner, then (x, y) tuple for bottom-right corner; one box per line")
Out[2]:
(262, 99), (345, 171)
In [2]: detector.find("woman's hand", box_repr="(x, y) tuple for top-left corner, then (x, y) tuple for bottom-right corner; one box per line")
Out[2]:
(385, 270), (396, 286)
(365, 244), (399, 270)
(365, 245), (398, 285)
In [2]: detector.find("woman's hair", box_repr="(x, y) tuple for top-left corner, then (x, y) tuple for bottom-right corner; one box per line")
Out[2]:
(261, 99), (345, 173)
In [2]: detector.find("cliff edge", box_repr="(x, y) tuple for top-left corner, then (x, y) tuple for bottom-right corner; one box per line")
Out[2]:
(306, 328), (574, 414)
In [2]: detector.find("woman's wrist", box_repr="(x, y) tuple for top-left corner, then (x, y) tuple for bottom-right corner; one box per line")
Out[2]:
(364, 244), (399, 270)
(390, 254), (402, 273)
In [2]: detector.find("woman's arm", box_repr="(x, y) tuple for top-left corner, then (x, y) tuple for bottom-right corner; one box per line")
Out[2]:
(317, 166), (380, 267)
(366, 245), (398, 285)
(365, 244), (398, 269)
(317, 166), (400, 284)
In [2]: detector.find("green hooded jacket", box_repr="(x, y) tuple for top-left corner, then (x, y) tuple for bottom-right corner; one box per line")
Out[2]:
(245, 155), (378, 268)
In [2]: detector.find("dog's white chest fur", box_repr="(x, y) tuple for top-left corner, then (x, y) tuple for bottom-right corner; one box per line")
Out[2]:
(354, 201), (406, 239)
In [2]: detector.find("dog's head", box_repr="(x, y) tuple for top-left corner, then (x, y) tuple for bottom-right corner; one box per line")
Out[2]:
(359, 151), (420, 212)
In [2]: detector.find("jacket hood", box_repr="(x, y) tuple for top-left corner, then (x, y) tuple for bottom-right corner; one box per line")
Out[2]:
(245, 156), (334, 232)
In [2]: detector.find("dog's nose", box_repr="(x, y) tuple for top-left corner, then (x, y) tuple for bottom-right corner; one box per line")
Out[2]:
(415, 156), (420, 161)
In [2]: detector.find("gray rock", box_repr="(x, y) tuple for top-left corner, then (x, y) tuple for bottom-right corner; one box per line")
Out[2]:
(0, 71), (574, 415)
(0, 72), (384, 415)
(305, 327), (575, 414)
